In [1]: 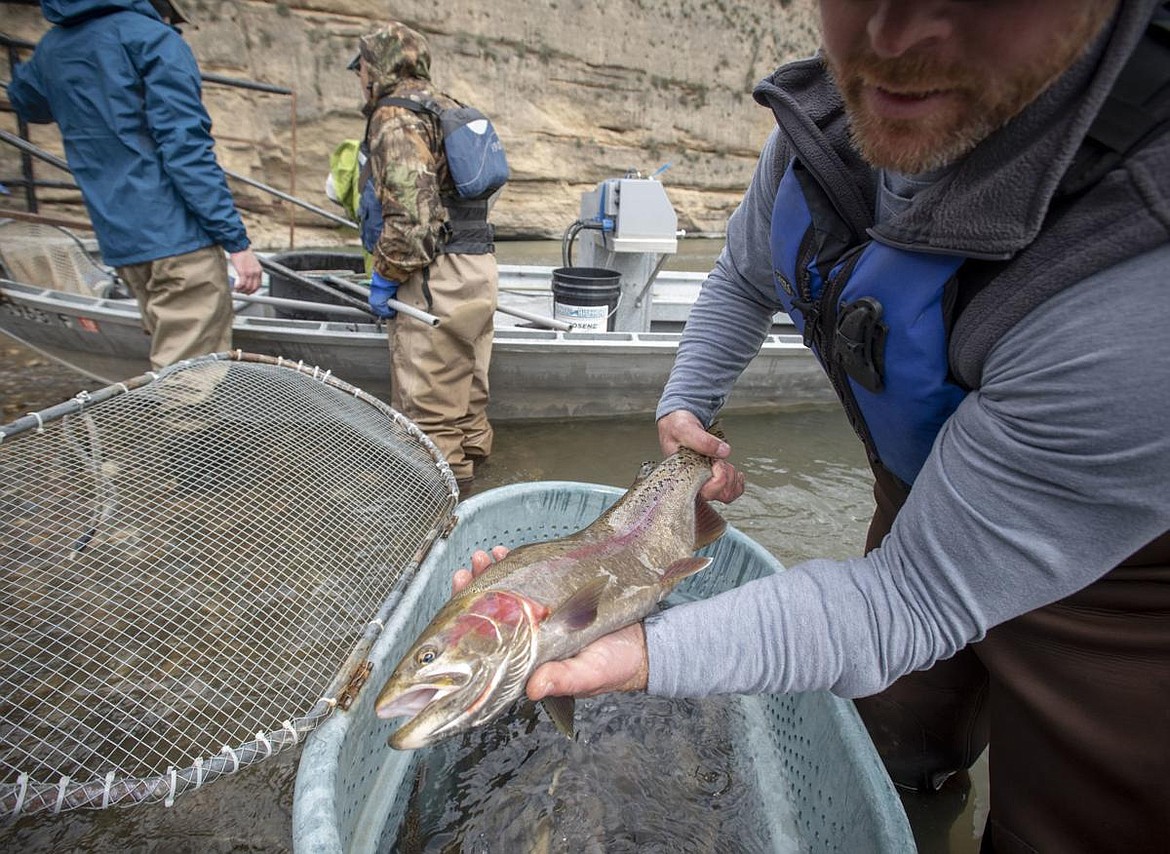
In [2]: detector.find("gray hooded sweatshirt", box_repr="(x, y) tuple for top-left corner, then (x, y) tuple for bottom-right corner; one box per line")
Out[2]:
(647, 1), (1170, 700)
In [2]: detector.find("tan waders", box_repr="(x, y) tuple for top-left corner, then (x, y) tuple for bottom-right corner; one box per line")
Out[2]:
(117, 244), (234, 370)
(388, 251), (497, 486)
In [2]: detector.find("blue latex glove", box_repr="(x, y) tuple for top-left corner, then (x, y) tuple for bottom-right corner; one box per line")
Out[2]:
(368, 271), (400, 319)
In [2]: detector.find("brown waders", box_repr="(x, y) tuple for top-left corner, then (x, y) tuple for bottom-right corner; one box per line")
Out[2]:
(856, 466), (1170, 853)
(388, 251), (497, 485)
(116, 244), (234, 370)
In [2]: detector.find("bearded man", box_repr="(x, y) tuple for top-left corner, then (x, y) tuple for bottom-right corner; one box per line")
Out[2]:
(460, 1), (1170, 850)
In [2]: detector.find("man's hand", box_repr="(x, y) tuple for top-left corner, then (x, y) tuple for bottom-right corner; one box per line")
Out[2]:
(452, 547), (651, 700)
(657, 409), (745, 503)
(527, 623), (649, 700)
(368, 271), (400, 319)
(230, 248), (262, 294)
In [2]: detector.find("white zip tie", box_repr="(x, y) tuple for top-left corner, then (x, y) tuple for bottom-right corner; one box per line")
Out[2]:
(165, 767), (177, 807)
(221, 745), (240, 773)
(257, 731), (272, 758)
(32, 412), (44, 432)
(101, 770), (115, 809)
(53, 776), (69, 814)
(194, 757), (204, 789)
(12, 772), (27, 818)
(283, 720), (299, 746)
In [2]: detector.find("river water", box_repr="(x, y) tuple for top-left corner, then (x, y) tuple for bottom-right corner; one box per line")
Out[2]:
(0, 240), (985, 852)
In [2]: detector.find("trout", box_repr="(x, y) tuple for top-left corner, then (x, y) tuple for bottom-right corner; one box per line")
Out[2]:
(375, 445), (728, 749)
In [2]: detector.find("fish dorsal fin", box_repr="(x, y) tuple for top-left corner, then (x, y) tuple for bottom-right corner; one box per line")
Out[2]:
(693, 497), (728, 549)
(542, 695), (576, 740)
(547, 577), (607, 632)
(707, 420), (726, 442)
(632, 460), (657, 484)
(661, 555), (713, 586)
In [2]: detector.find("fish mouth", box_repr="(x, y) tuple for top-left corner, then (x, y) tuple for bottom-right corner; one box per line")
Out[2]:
(376, 669), (485, 750)
(376, 685), (452, 720)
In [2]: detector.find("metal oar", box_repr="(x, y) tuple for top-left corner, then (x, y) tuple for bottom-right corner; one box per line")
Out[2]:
(494, 302), (573, 331)
(258, 257), (439, 327)
(324, 273), (572, 332)
(224, 170), (357, 230)
(229, 291), (371, 320)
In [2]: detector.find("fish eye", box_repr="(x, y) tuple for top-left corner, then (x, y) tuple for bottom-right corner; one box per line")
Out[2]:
(416, 647), (437, 665)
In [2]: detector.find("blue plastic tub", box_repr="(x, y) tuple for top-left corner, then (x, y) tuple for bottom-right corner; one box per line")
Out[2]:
(292, 482), (913, 852)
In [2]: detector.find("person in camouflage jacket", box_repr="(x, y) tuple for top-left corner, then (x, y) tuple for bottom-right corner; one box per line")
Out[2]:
(353, 21), (499, 495)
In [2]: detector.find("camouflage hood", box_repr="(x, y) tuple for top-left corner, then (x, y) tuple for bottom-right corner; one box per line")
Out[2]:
(358, 21), (432, 111)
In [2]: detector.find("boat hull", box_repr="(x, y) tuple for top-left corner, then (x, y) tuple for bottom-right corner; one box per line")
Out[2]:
(0, 277), (832, 420)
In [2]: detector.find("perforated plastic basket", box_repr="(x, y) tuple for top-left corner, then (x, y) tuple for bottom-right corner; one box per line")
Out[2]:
(292, 482), (913, 852)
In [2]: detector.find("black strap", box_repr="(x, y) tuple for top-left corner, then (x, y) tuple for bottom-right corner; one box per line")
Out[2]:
(376, 95), (442, 119)
(1061, 4), (1170, 195)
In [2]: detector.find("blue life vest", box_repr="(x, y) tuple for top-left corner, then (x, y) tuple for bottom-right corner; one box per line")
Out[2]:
(770, 160), (968, 486)
(357, 162), (382, 254)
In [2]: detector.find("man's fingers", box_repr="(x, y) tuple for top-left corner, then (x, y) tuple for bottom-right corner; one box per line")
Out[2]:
(658, 410), (731, 459)
(700, 459), (745, 503)
(469, 549), (495, 574)
(452, 545), (511, 595)
(451, 568), (473, 595)
(527, 660), (574, 701)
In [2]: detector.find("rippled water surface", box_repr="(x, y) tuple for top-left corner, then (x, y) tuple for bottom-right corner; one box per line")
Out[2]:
(390, 694), (782, 854)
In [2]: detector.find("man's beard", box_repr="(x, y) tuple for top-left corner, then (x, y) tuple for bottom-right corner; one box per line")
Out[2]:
(826, 8), (1110, 174)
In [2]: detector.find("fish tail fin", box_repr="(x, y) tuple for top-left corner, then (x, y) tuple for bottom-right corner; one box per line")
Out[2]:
(693, 496), (727, 549)
(542, 695), (576, 740)
(707, 420), (726, 442)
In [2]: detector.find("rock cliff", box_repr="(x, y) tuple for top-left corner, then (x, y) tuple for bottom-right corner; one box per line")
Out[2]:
(2, 0), (819, 249)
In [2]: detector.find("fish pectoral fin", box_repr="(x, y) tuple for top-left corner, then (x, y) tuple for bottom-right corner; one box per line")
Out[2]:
(661, 556), (713, 585)
(542, 695), (576, 740)
(693, 497), (728, 549)
(547, 577), (607, 632)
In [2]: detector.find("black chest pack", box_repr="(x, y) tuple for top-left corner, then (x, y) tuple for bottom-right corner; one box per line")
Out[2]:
(377, 95), (510, 200)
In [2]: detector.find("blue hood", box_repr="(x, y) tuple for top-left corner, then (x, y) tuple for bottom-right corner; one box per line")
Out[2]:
(40, 0), (164, 27)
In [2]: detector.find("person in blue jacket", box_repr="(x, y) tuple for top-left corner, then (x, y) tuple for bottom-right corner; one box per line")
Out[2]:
(8, 0), (262, 369)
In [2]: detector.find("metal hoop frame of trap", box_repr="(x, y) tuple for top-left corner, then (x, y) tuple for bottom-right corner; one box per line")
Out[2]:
(1, 352), (459, 818)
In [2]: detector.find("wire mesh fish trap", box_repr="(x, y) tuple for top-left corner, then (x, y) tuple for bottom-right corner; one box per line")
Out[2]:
(0, 352), (458, 818)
